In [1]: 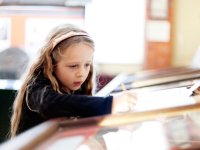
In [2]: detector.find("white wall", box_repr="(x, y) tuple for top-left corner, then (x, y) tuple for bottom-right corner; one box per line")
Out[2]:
(173, 0), (200, 66)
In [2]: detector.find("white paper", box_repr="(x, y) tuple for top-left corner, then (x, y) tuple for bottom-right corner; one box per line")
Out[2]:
(135, 87), (196, 111)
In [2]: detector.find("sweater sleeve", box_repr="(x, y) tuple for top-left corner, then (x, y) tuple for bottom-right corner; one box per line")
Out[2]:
(27, 84), (113, 119)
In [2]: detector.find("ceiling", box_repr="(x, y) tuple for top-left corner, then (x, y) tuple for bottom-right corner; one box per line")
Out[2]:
(0, 0), (91, 6)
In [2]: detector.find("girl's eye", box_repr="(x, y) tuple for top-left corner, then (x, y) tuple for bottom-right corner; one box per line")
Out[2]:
(85, 64), (91, 68)
(69, 65), (78, 68)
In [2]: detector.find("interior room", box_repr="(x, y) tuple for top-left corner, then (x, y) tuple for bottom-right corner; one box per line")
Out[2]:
(0, 0), (200, 149)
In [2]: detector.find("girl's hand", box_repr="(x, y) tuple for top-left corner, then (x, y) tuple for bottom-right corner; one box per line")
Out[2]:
(112, 91), (137, 114)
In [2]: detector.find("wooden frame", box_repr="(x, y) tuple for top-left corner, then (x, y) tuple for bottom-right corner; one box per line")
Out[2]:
(1, 101), (200, 150)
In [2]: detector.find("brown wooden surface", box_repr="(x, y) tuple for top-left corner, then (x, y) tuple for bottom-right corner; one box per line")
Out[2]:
(1, 98), (200, 150)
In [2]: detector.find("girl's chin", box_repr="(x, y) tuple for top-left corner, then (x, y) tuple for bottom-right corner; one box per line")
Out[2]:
(70, 86), (81, 91)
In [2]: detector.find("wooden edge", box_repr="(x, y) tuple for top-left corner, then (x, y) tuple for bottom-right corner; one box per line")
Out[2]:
(99, 102), (200, 127)
(0, 119), (59, 150)
(132, 72), (200, 87)
(46, 96), (200, 131)
(1, 96), (200, 150)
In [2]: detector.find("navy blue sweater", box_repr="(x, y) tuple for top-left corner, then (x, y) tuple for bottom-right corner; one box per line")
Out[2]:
(16, 73), (113, 135)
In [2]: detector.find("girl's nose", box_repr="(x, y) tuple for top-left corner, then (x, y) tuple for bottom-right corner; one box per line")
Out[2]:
(76, 68), (84, 78)
(76, 73), (83, 78)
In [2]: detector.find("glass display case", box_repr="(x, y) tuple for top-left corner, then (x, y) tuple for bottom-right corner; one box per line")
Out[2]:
(1, 66), (200, 150)
(0, 97), (200, 150)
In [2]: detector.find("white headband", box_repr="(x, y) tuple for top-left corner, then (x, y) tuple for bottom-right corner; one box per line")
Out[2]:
(52, 31), (89, 49)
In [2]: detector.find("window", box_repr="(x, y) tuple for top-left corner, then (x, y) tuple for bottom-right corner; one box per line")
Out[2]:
(85, 0), (146, 64)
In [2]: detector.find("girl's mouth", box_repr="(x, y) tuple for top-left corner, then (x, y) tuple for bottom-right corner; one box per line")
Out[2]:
(73, 82), (82, 86)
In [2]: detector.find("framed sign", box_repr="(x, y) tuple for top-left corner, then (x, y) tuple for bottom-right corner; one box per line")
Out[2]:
(150, 0), (169, 19)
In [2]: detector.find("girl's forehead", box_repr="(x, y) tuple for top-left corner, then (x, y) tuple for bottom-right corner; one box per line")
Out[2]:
(60, 43), (94, 61)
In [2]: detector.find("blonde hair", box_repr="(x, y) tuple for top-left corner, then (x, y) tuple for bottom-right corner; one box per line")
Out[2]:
(10, 24), (95, 137)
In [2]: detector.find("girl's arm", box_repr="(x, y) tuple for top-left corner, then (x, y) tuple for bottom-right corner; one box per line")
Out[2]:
(27, 85), (113, 119)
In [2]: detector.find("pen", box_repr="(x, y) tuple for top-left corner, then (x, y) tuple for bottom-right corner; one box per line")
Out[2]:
(120, 83), (127, 91)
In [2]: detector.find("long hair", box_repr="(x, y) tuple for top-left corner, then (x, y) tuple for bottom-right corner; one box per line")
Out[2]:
(10, 24), (95, 137)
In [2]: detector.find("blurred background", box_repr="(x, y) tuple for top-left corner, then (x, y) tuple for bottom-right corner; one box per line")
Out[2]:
(1, 0), (200, 76)
(1, 0), (200, 143)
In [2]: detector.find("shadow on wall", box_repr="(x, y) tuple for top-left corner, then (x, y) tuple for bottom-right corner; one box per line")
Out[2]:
(0, 47), (29, 79)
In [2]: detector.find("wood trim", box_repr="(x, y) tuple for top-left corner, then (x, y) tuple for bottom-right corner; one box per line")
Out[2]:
(99, 101), (200, 127)
(1, 99), (200, 149)
(144, 0), (174, 69)
(0, 120), (59, 150)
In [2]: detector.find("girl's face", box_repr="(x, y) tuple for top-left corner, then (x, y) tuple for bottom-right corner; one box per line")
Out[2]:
(55, 43), (94, 93)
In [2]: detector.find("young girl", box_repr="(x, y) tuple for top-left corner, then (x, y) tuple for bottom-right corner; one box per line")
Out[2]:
(10, 24), (137, 137)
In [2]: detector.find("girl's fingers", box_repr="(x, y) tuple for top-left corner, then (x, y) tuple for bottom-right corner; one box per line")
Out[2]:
(126, 92), (138, 111)
(126, 92), (138, 103)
